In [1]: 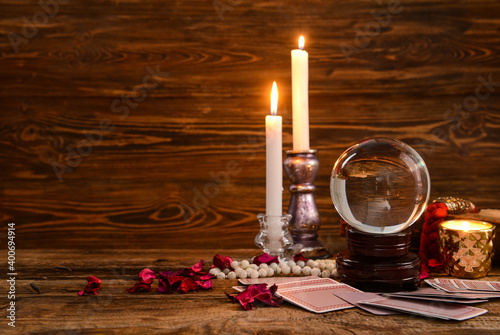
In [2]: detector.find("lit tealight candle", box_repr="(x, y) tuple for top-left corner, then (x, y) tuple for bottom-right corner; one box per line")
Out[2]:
(441, 220), (493, 232)
(439, 220), (495, 278)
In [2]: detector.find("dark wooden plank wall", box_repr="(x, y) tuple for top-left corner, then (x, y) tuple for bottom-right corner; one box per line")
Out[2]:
(1, 0), (499, 249)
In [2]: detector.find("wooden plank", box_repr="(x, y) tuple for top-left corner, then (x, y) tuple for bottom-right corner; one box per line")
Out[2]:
(1, 95), (499, 248)
(7, 249), (500, 334)
(1, 1), (500, 97)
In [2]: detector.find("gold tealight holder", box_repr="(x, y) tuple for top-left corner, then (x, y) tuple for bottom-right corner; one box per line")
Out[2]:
(438, 220), (496, 278)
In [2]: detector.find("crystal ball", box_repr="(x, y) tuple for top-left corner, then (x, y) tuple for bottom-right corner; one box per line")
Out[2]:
(330, 138), (430, 234)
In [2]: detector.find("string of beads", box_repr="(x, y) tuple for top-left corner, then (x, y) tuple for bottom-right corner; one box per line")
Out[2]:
(209, 258), (339, 280)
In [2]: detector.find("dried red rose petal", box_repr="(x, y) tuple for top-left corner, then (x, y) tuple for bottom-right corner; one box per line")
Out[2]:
(167, 275), (187, 286)
(199, 273), (213, 281)
(213, 254), (233, 270)
(196, 279), (213, 290)
(252, 253), (279, 266)
(158, 278), (172, 294)
(293, 252), (309, 263)
(419, 266), (429, 280)
(139, 268), (156, 283)
(189, 260), (204, 273)
(127, 282), (154, 293)
(178, 278), (199, 293)
(127, 268), (156, 293)
(159, 269), (183, 278)
(78, 276), (101, 296)
(158, 261), (213, 294)
(226, 284), (283, 311)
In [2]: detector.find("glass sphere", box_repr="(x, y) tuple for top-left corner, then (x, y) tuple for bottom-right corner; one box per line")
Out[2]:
(330, 138), (430, 234)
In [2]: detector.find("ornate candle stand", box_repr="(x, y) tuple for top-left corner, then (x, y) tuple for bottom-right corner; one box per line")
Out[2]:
(284, 150), (329, 258)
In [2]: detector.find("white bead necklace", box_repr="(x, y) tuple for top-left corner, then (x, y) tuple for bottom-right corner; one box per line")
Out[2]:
(211, 258), (339, 280)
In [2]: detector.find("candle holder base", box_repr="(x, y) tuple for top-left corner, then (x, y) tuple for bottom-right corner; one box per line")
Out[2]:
(284, 149), (330, 259)
(255, 213), (294, 260)
(336, 227), (420, 291)
(290, 233), (330, 259)
(336, 250), (420, 292)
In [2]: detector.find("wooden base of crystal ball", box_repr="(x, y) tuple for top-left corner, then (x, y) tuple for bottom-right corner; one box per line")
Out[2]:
(336, 227), (420, 291)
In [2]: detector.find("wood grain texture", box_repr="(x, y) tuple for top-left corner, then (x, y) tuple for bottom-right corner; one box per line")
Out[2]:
(3, 248), (500, 334)
(0, 0), (499, 249)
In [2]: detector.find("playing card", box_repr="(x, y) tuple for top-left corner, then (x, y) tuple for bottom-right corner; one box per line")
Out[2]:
(426, 278), (500, 295)
(236, 277), (339, 291)
(360, 296), (488, 321)
(383, 293), (488, 304)
(454, 279), (500, 292)
(386, 287), (492, 300)
(277, 283), (359, 313)
(238, 275), (318, 286)
(334, 292), (399, 315)
(277, 277), (340, 290)
(425, 279), (472, 293)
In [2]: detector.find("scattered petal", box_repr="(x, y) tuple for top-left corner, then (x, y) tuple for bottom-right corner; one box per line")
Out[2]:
(196, 279), (213, 290)
(178, 278), (199, 293)
(126, 282), (153, 293)
(293, 252), (309, 263)
(199, 273), (213, 281)
(213, 254), (233, 270)
(159, 270), (174, 278)
(78, 276), (101, 296)
(190, 260), (204, 273)
(252, 253), (279, 266)
(127, 268), (156, 293)
(158, 261), (213, 294)
(158, 278), (172, 294)
(167, 275), (187, 286)
(226, 284), (282, 311)
(419, 265), (429, 280)
(139, 268), (156, 283)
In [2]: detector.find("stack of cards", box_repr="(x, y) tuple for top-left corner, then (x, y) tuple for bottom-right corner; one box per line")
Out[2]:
(383, 287), (489, 304)
(355, 295), (487, 321)
(236, 276), (360, 313)
(232, 276), (494, 320)
(425, 278), (500, 295)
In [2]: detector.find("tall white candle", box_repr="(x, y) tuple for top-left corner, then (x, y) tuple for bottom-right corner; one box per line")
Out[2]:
(266, 82), (282, 217)
(291, 36), (310, 151)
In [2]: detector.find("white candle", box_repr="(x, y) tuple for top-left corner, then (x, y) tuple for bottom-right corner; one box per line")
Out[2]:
(266, 82), (282, 217)
(291, 35), (310, 151)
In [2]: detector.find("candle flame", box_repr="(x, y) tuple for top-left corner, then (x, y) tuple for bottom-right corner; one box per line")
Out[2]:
(298, 36), (305, 50)
(271, 81), (278, 116)
(441, 219), (492, 232)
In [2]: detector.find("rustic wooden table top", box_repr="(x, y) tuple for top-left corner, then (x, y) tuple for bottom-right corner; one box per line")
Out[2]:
(7, 248), (499, 334)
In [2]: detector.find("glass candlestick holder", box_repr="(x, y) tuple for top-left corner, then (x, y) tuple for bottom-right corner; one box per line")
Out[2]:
(255, 213), (293, 259)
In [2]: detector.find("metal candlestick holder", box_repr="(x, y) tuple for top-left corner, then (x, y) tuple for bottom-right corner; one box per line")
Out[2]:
(255, 213), (293, 260)
(284, 149), (329, 258)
